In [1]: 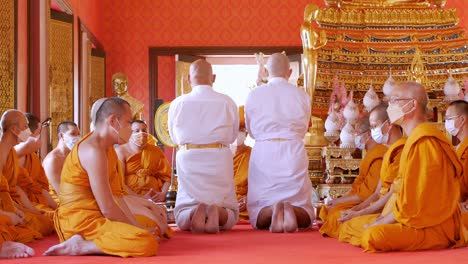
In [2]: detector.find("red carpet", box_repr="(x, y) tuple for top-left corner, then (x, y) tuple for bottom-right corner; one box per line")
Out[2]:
(6, 224), (468, 264)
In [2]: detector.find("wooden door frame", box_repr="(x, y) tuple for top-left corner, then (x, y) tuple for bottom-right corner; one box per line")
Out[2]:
(148, 46), (302, 134)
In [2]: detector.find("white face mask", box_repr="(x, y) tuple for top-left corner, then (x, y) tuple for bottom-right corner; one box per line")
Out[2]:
(445, 119), (460, 137)
(387, 100), (412, 125)
(233, 132), (247, 146)
(354, 134), (366, 150)
(17, 128), (32, 142)
(371, 121), (389, 145)
(130, 132), (148, 147)
(63, 135), (80, 150)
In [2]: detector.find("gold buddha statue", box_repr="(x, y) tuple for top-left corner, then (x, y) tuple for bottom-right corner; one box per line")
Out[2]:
(112, 72), (144, 120)
(301, 3), (327, 104)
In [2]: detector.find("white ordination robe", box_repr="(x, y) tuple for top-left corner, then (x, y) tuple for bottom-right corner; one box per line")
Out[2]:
(245, 77), (314, 227)
(168, 85), (239, 223)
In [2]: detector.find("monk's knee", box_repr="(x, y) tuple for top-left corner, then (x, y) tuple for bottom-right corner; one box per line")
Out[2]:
(361, 226), (386, 252)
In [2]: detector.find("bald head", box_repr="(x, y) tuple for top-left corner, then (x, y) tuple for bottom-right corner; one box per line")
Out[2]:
(355, 114), (371, 134)
(57, 121), (78, 138)
(189, 59), (215, 86)
(266, 53), (291, 78)
(94, 97), (131, 125)
(1, 110), (26, 133)
(369, 103), (389, 124)
(25, 113), (40, 132)
(90, 98), (108, 126)
(447, 100), (468, 117)
(395, 82), (428, 109)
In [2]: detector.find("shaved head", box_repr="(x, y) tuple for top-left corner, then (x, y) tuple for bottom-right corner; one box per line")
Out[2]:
(57, 121), (78, 137)
(25, 113), (40, 132)
(356, 114), (371, 134)
(189, 59), (214, 86)
(94, 97), (131, 124)
(266, 53), (291, 78)
(1, 110), (26, 133)
(90, 98), (108, 126)
(447, 100), (468, 117)
(396, 82), (428, 109)
(369, 103), (389, 124)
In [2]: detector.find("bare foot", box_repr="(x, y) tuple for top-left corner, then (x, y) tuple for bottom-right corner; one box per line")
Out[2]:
(0, 241), (35, 258)
(270, 202), (284, 233)
(283, 202), (298, 233)
(190, 203), (207, 234)
(44, 234), (102, 256)
(205, 205), (220, 234)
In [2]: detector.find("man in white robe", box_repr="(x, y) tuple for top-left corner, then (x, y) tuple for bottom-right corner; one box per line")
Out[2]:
(168, 59), (239, 234)
(245, 53), (314, 233)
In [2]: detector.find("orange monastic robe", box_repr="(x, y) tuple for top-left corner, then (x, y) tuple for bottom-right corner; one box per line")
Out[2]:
(233, 145), (251, 220)
(338, 138), (406, 246)
(2, 150), (54, 236)
(456, 138), (468, 229)
(361, 123), (468, 252)
(19, 153), (54, 214)
(54, 134), (159, 257)
(319, 144), (387, 238)
(124, 144), (171, 195)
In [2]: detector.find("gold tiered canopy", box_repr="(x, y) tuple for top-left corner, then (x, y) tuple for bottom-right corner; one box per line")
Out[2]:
(309, 0), (468, 117)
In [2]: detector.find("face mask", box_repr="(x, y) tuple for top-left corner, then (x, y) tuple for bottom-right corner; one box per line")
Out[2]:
(371, 121), (389, 145)
(354, 134), (366, 150)
(17, 128), (32, 142)
(233, 132), (247, 146)
(445, 119), (460, 137)
(112, 119), (132, 144)
(387, 100), (412, 125)
(63, 135), (80, 150)
(130, 132), (148, 147)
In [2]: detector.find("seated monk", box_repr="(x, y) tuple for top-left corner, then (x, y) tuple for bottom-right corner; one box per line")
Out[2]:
(43, 121), (81, 203)
(0, 110), (54, 237)
(115, 120), (171, 200)
(0, 214), (35, 259)
(15, 113), (57, 214)
(231, 106), (251, 221)
(361, 82), (467, 252)
(338, 103), (406, 246)
(90, 100), (170, 236)
(45, 97), (159, 257)
(444, 100), (468, 229)
(319, 115), (387, 238)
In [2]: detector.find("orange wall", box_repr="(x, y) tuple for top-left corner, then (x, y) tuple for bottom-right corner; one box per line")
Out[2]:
(89, 0), (468, 118)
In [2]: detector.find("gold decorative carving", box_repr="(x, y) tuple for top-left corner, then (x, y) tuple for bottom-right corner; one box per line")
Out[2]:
(154, 102), (175, 147)
(0, 0), (15, 114)
(49, 18), (73, 148)
(317, 184), (352, 199)
(175, 61), (192, 97)
(90, 55), (106, 109)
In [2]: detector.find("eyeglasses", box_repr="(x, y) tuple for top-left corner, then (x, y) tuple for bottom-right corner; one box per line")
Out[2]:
(388, 97), (414, 104)
(444, 115), (460, 122)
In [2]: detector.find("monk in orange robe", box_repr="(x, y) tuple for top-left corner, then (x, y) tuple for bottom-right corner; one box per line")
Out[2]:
(115, 120), (171, 200)
(0, 110), (54, 237)
(361, 82), (467, 252)
(45, 97), (159, 257)
(338, 103), (405, 246)
(43, 121), (81, 203)
(0, 214), (35, 258)
(444, 100), (468, 229)
(232, 106), (251, 220)
(319, 116), (387, 238)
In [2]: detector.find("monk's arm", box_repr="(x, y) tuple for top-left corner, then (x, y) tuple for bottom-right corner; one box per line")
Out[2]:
(352, 180), (382, 211)
(357, 188), (393, 216)
(15, 186), (43, 214)
(41, 190), (57, 209)
(82, 148), (134, 225)
(368, 211), (396, 228)
(42, 156), (62, 196)
(14, 137), (41, 157)
(328, 194), (361, 209)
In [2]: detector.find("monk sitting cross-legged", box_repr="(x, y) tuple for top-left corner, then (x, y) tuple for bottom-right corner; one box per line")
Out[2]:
(360, 82), (468, 252)
(0, 214), (35, 259)
(444, 100), (468, 229)
(338, 103), (405, 246)
(319, 115), (387, 238)
(0, 110), (54, 238)
(44, 97), (159, 257)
